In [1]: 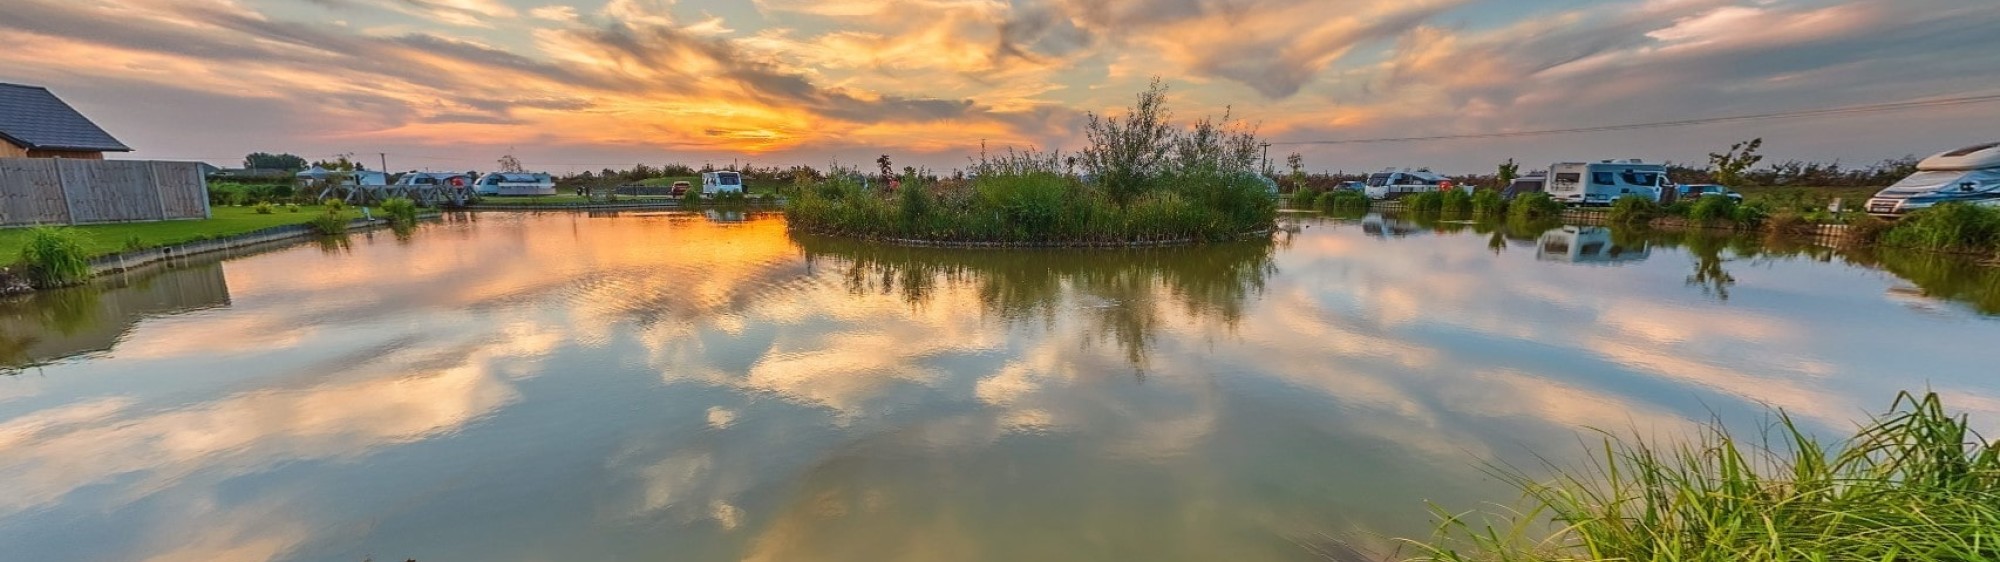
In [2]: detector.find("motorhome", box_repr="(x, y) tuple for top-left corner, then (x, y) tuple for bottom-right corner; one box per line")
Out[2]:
(1865, 141), (2000, 218)
(1536, 226), (1650, 265)
(470, 172), (556, 196)
(1501, 171), (1547, 200)
(1362, 168), (1450, 200)
(702, 171), (745, 194)
(1544, 160), (1670, 206)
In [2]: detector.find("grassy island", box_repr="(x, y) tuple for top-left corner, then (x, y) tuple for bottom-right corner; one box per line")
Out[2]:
(786, 82), (1278, 246)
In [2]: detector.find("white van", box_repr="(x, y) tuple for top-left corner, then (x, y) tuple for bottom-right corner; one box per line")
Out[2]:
(1545, 160), (1669, 206)
(701, 171), (745, 194)
(1866, 142), (2000, 217)
(1362, 168), (1450, 200)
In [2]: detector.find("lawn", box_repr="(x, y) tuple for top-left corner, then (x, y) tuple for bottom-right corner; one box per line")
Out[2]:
(1735, 185), (1883, 209)
(0, 205), (361, 259)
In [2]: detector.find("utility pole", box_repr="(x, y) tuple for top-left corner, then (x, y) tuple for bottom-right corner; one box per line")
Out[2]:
(1260, 143), (1272, 175)
(379, 152), (388, 173)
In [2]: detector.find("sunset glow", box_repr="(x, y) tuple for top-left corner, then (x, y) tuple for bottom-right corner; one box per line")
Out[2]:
(2, 0), (1994, 172)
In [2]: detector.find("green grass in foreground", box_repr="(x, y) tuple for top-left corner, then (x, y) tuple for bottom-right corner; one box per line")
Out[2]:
(0, 205), (361, 259)
(1412, 391), (1999, 562)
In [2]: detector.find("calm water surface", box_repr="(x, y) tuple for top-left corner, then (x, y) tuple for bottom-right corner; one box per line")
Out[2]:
(2, 210), (1997, 561)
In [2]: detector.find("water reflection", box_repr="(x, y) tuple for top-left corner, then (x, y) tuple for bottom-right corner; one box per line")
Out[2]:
(0, 211), (1996, 562)
(793, 234), (1277, 368)
(0, 260), (231, 370)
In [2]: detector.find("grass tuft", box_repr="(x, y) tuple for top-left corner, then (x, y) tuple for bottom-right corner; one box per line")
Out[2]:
(1409, 391), (2000, 562)
(15, 227), (92, 288)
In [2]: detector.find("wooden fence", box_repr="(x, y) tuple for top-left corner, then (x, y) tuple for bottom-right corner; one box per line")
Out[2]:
(0, 159), (210, 226)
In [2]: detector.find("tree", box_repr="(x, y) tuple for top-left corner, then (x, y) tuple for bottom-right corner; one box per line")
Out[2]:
(312, 153), (364, 171)
(1082, 78), (1176, 206)
(1709, 138), (1764, 188)
(877, 154), (894, 184)
(244, 152), (308, 170)
(1497, 158), (1520, 188)
(1286, 152), (1306, 191)
(497, 151), (525, 173)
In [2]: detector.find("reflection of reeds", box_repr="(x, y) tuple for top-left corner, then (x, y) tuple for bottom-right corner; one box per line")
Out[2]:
(795, 233), (1277, 367)
(1412, 392), (2000, 562)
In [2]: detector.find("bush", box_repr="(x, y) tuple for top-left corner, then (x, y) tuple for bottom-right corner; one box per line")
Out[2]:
(1439, 188), (1474, 215)
(1733, 201), (1770, 227)
(1844, 213), (1895, 244)
(1470, 189), (1505, 217)
(1508, 192), (1564, 222)
(323, 198), (348, 213)
(1687, 195), (1740, 223)
(253, 202), (274, 214)
(1317, 189), (1369, 211)
(1608, 195), (1661, 226)
(1289, 187), (1324, 208)
(287, 204), (301, 213)
(307, 209), (349, 235)
(683, 186), (704, 206)
(1881, 203), (2000, 253)
(1404, 192), (1444, 214)
(379, 197), (419, 226)
(17, 227), (92, 288)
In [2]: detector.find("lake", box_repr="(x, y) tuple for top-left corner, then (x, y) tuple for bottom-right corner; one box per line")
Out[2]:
(2, 210), (1996, 561)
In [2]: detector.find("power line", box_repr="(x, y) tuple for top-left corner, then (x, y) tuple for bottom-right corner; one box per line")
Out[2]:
(1270, 93), (2000, 146)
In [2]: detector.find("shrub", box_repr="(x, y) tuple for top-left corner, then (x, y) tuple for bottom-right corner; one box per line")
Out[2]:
(253, 202), (274, 214)
(1687, 195), (1739, 224)
(1317, 190), (1369, 211)
(1881, 203), (2000, 253)
(1844, 213), (1894, 244)
(1289, 187), (1324, 208)
(17, 227), (92, 288)
(1508, 192), (1564, 222)
(1733, 201), (1769, 227)
(1404, 192), (1444, 214)
(287, 204), (301, 213)
(683, 186), (704, 206)
(1470, 189), (1505, 217)
(379, 197), (419, 226)
(322, 198), (348, 213)
(307, 209), (349, 235)
(1608, 195), (1661, 226)
(1663, 200), (1694, 218)
(1439, 188), (1474, 215)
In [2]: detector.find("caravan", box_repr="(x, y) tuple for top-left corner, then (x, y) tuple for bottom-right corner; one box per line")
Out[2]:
(701, 171), (745, 194)
(1545, 160), (1670, 206)
(1865, 142), (2000, 217)
(1362, 168), (1450, 200)
(470, 172), (556, 196)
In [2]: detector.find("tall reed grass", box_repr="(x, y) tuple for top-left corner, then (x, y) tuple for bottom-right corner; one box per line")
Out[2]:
(1411, 391), (1999, 562)
(16, 227), (92, 288)
(1880, 203), (2000, 256)
(787, 82), (1277, 246)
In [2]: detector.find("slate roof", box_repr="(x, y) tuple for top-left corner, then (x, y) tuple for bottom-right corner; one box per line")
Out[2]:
(0, 83), (131, 152)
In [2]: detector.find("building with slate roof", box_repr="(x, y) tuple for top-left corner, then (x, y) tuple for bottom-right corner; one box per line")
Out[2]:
(0, 83), (132, 159)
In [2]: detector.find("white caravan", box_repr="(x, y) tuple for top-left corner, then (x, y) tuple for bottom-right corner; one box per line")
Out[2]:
(1865, 141), (2000, 218)
(1536, 226), (1650, 265)
(471, 172), (556, 196)
(1545, 160), (1670, 206)
(1362, 168), (1450, 200)
(701, 171), (745, 194)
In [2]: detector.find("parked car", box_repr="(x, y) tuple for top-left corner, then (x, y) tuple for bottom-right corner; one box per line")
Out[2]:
(670, 181), (692, 197)
(1336, 181), (1366, 192)
(1678, 183), (1743, 202)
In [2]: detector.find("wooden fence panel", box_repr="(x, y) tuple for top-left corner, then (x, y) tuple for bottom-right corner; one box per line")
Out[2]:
(68, 159), (163, 223)
(1, 158), (207, 226)
(152, 161), (208, 219)
(0, 159), (71, 226)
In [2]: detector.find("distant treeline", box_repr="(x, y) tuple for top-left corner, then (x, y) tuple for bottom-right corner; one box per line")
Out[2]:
(1275, 155), (1919, 192)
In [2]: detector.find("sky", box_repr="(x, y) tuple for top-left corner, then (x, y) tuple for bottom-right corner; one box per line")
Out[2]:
(1, 0), (1996, 175)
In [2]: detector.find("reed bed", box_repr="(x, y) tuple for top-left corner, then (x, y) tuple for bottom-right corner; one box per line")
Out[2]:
(786, 81), (1277, 246)
(1410, 391), (1999, 562)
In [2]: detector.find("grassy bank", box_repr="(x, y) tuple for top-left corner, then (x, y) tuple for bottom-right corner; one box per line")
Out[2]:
(0, 205), (362, 259)
(787, 82), (1279, 246)
(1413, 391), (1998, 562)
